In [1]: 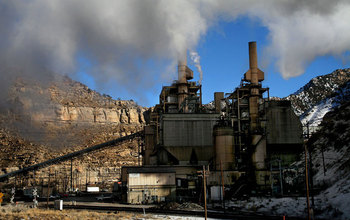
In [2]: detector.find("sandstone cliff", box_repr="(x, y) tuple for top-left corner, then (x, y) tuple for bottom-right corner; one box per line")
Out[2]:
(8, 76), (148, 126)
(0, 75), (148, 188)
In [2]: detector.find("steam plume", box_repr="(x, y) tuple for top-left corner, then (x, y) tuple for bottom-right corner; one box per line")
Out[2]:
(0, 0), (350, 100)
(190, 51), (203, 84)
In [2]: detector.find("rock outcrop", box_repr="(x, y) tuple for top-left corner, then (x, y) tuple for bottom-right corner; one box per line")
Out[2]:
(285, 68), (350, 116)
(0, 75), (148, 189)
(8, 76), (148, 126)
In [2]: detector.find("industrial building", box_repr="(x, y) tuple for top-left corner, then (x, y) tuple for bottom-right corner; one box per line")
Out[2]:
(122, 42), (303, 204)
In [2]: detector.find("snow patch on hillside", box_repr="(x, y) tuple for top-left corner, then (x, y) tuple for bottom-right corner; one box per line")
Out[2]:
(300, 80), (350, 126)
(301, 98), (339, 126)
(286, 69), (350, 119)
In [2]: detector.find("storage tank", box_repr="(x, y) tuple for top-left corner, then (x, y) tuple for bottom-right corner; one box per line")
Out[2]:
(213, 126), (235, 170)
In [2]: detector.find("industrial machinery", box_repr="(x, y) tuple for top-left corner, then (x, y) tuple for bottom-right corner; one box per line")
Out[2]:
(122, 41), (303, 204)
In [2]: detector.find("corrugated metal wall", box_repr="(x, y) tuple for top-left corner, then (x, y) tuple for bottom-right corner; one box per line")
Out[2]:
(162, 114), (219, 147)
(266, 102), (303, 145)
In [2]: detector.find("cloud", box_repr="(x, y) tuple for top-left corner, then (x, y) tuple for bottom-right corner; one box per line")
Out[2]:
(204, 0), (350, 78)
(0, 0), (350, 99)
(251, 0), (350, 78)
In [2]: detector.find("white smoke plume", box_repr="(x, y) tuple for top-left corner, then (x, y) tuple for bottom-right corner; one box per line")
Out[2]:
(189, 51), (203, 85)
(1, 0), (350, 103)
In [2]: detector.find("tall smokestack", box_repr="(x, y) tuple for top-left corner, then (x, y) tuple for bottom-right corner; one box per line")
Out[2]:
(249, 42), (258, 85)
(177, 53), (188, 112)
(178, 55), (187, 83)
(249, 42), (258, 70)
(244, 41), (264, 84)
(245, 41), (264, 132)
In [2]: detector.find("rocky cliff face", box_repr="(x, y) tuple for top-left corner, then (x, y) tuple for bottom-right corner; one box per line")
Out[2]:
(2, 75), (149, 147)
(284, 68), (350, 125)
(0, 75), (148, 187)
(9, 76), (148, 126)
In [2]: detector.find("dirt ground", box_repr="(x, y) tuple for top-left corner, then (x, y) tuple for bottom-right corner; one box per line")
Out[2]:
(0, 204), (168, 220)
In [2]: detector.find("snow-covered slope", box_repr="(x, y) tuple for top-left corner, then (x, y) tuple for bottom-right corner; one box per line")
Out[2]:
(308, 101), (350, 219)
(285, 68), (350, 126)
(300, 80), (350, 126)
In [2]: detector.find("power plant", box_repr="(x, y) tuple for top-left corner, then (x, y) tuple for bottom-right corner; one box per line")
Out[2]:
(0, 41), (304, 208)
(121, 41), (303, 204)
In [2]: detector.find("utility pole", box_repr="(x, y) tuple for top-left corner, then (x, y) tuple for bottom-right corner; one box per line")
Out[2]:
(70, 159), (73, 192)
(47, 168), (51, 209)
(321, 145), (327, 176)
(55, 170), (57, 193)
(138, 139), (141, 166)
(308, 144), (315, 207)
(33, 170), (36, 188)
(305, 143), (311, 220)
(279, 160), (283, 196)
(198, 165), (210, 220)
(86, 168), (88, 192)
(220, 160), (225, 211)
(203, 166), (207, 220)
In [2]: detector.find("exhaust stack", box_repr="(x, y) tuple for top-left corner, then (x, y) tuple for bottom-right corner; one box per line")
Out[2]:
(178, 57), (187, 84)
(244, 41), (264, 85)
(177, 54), (191, 112)
(245, 41), (264, 132)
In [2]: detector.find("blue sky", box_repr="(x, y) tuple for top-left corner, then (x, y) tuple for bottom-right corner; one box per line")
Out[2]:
(75, 16), (349, 107)
(194, 17), (349, 104)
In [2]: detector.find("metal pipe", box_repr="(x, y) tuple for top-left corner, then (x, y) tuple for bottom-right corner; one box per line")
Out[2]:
(200, 85), (202, 106)
(279, 160), (283, 196)
(237, 90), (242, 153)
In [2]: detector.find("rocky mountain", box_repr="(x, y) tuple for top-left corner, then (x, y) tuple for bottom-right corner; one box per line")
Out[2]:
(281, 68), (350, 219)
(8, 75), (148, 125)
(3, 75), (149, 146)
(285, 68), (350, 126)
(306, 100), (350, 219)
(0, 75), (148, 188)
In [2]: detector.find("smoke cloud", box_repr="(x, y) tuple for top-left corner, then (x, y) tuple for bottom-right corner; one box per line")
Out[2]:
(189, 51), (203, 84)
(1, 0), (350, 100)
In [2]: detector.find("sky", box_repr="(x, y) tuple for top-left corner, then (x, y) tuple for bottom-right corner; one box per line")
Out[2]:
(192, 17), (350, 105)
(76, 15), (349, 106)
(1, 0), (350, 107)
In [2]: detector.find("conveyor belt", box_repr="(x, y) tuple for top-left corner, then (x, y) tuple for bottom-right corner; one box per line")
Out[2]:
(0, 131), (143, 182)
